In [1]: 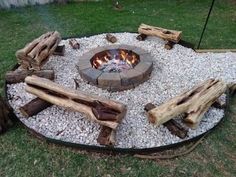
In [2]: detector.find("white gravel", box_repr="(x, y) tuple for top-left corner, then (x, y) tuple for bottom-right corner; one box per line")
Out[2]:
(7, 33), (236, 148)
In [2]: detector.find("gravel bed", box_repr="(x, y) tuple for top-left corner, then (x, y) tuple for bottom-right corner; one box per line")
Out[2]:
(7, 33), (236, 149)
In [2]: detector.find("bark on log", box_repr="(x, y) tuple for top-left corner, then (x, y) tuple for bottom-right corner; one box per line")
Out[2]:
(136, 34), (147, 41)
(53, 45), (65, 56)
(69, 39), (80, 49)
(0, 96), (13, 134)
(25, 76), (127, 129)
(138, 23), (182, 43)
(97, 126), (116, 146)
(19, 98), (52, 117)
(16, 31), (61, 70)
(106, 34), (117, 43)
(148, 79), (227, 129)
(144, 103), (188, 139)
(5, 69), (54, 84)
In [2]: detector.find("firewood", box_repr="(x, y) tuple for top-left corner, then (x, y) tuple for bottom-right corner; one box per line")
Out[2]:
(0, 96), (13, 134)
(5, 69), (54, 84)
(97, 126), (116, 146)
(19, 98), (52, 117)
(69, 39), (80, 49)
(138, 23), (182, 43)
(106, 34), (117, 43)
(164, 41), (175, 50)
(24, 76), (127, 129)
(136, 34), (147, 41)
(144, 103), (188, 139)
(16, 31), (61, 70)
(148, 79), (227, 129)
(53, 45), (65, 56)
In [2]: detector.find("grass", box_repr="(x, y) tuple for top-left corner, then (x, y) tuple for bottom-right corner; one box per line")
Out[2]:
(0, 0), (236, 176)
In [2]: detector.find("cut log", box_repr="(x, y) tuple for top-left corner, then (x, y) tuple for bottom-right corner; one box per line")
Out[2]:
(16, 31), (61, 70)
(5, 69), (54, 84)
(19, 98), (52, 117)
(148, 79), (227, 129)
(144, 103), (188, 139)
(53, 45), (65, 56)
(97, 126), (116, 146)
(136, 34), (147, 41)
(164, 41), (175, 50)
(138, 23), (182, 43)
(106, 34), (117, 43)
(69, 39), (80, 49)
(0, 96), (13, 134)
(24, 76), (127, 129)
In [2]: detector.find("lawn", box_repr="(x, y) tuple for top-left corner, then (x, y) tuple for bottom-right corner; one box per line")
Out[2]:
(0, 0), (236, 176)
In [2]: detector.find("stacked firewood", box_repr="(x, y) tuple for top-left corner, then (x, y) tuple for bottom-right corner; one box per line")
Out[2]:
(16, 31), (61, 70)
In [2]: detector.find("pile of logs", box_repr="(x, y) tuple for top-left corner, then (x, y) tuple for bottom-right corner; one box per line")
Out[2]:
(146, 79), (227, 129)
(138, 23), (182, 50)
(24, 75), (127, 145)
(16, 31), (61, 70)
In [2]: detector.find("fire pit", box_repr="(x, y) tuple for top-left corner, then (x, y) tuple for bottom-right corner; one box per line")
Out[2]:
(77, 45), (153, 91)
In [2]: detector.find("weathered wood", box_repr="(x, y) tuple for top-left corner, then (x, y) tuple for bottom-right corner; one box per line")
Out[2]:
(16, 31), (61, 70)
(25, 76), (127, 129)
(136, 34), (147, 41)
(138, 23), (182, 43)
(0, 96), (13, 134)
(106, 34), (117, 43)
(53, 45), (65, 56)
(144, 103), (188, 139)
(97, 126), (116, 146)
(148, 79), (227, 129)
(5, 69), (54, 84)
(19, 98), (52, 117)
(164, 41), (175, 50)
(69, 38), (80, 49)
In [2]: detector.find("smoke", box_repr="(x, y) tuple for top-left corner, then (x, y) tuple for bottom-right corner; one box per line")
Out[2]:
(0, 0), (58, 9)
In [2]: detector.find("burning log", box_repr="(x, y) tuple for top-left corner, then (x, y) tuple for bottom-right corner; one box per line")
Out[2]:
(5, 69), (54, 84)
(19, 98), (52, 118)
(0, 96), (13, 134)
(16, 31), (61, 70)
(144, 103), (188, 139)
(24, 76), (127, 129)
(136, 34), (147, 41)
(106, 34), (117, 43)
(97, 126), (116, 146)
(53, 45), (65, 56)
(148, 79), (227, 129)
(69, 38), (80, 49)
(138, 23), (182, 43)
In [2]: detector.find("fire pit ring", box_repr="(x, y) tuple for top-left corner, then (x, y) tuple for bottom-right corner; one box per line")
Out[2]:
(77, 45), (153, 91)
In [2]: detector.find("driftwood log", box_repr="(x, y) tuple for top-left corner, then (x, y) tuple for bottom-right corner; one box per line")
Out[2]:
(69, 39), (80, 49)
(0, 96), (13, 134)
(144, 103), (188, 139)
(97, 126), (116, 146)
(106, 34), (117, 43)
(138, 23), (182, 43)
(16, 31), (61, 70)
(5, 69), (54, 84)
(148, 79), (227, 128)
(19, 98), (52, 118)
(25, 76), (127, 129)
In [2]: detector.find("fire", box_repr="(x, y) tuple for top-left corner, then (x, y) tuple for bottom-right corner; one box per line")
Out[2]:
(91, 49), (140, 72)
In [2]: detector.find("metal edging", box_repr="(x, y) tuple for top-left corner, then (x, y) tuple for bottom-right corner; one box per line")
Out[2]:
(3, 33), (230, 154)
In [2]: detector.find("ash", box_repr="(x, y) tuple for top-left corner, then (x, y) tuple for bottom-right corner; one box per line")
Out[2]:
(7, 33), (236, 149)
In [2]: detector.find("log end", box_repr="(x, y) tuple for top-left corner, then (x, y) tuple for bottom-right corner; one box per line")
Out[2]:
(148, 112), (157, 124)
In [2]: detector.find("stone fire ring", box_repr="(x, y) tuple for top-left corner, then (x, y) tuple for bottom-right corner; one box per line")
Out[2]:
(77, 45), (153, 91)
